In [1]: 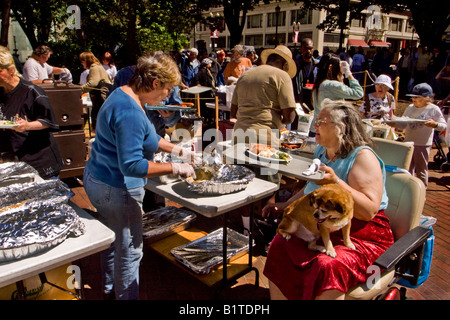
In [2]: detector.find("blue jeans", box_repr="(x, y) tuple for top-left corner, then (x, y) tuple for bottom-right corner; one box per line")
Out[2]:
(83, 167), (144, 300)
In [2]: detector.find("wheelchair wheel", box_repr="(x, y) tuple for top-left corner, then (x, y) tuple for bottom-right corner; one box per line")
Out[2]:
(441, 162), (450, 172)
(433, 153), (446, 165)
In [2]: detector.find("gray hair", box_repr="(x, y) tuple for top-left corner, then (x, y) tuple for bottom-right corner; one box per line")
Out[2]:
(129, 51), (181, 93)
(232, 45), (245, 56)
(321, 98), (374, 158)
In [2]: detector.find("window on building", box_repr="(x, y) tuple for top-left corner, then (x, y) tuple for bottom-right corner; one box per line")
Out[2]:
(267, 11), (286, 27)
(266, 33), (286, 46)
(245, 35), (264, 47)
(390, 18), (401, 32)
(324, 33), (340, 43)
(350, 17), (366, 28)
(405, 19), (414, 33)
(290, 9), (312, 25)
(247, 14), (263, 29)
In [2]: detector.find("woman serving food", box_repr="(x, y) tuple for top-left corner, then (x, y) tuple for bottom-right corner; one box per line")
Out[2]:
(83, 52), (197, 300)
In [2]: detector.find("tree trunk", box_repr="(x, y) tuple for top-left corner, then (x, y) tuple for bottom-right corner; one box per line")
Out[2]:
(123, 0), (139, 65)
(0, 0), (11, 47)
(223, 0), (247, 49)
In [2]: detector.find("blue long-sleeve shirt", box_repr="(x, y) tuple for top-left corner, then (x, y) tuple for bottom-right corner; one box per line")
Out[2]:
(86, 88), (161, 190)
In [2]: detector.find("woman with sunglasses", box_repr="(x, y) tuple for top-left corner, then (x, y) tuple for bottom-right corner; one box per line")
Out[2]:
(262, 99), (393, 300)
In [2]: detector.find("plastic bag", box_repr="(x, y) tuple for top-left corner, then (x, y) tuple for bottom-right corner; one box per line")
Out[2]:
(397, 215), (436, 288)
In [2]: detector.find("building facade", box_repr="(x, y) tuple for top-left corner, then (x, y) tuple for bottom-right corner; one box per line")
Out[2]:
(191, 1), (419, 61)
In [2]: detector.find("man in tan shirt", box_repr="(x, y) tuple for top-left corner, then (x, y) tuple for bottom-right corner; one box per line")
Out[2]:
(231, 45), (297, 147)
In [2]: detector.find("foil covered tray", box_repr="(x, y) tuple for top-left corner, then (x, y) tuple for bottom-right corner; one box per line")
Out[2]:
(0, 199), (85, 262)
(0, 179), (74, 210)
(185, 164), (255, 195)
(170, 228), (250, 275)
(142, 206), (196, 243)
(0, 162), (39, 187)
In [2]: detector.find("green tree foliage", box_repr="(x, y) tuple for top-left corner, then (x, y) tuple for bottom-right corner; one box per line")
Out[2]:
(5, 0), (211, 81)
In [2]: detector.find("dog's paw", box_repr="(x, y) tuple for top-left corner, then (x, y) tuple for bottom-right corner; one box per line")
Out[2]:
(309, 243), (326, 253)
(326, 248), (337, 258)
(279, 231), (291, 240)
(345, 242), (356, 250)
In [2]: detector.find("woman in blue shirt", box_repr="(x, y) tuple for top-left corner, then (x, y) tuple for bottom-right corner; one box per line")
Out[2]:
(262, 99), (393, 300)
(83, 52), (195, 300)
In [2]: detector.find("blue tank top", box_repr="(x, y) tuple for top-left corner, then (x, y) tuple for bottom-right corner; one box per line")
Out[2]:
(304, 144), (388, 210)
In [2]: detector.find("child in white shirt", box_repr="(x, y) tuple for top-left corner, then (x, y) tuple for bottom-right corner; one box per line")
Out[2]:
(392, 83), (446, 188)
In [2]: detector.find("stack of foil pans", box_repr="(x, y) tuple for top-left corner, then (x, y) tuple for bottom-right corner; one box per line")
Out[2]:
(0, 179), (74, 209)
(170, 228), (250, 274)
(0, 199), (85, 262)
(142, 206), (196, 242)
(0, 162), (39, 187)
(185, 164), (255, 195)
(0, 177), (84, 262)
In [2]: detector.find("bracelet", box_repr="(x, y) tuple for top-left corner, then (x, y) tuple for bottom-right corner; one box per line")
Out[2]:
(335, 178), (341, 184)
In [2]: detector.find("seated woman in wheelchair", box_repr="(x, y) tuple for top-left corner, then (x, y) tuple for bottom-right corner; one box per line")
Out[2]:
(262, 99), (394, 300)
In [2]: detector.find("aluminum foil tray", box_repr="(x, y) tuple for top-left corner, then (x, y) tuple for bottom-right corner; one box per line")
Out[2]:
(0, 200), (85, 262)
(151, 151), (185, 184)
(142, 206), (196, 242)
(170, 228), (250, 275)
(0, 162), (39, 187)
(0, 179), (74, 210)
(185, 164), (255, 195)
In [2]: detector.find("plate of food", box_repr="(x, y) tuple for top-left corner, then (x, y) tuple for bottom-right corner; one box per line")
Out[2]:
(245, 143), (292, 164)
(0, 120), (18, 129)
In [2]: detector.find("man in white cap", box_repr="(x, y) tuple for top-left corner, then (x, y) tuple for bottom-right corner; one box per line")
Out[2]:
(231, 44), (297, 147)
(359, 74), (395, 120)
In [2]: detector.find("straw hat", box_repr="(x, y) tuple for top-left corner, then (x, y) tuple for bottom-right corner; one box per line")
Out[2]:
(260, 45), (297, 78)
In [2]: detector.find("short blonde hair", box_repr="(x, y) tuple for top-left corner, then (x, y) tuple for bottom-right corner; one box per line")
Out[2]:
(0, 45), (20, 77)
(129, 51), (181, 93)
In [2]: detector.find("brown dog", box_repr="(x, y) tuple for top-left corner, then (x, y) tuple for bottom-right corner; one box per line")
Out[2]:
(277, 184), (355, 257)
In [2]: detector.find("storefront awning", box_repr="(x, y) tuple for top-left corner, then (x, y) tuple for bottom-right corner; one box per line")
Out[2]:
(347, 39), (369, 48)
(369, 40), (391, 47)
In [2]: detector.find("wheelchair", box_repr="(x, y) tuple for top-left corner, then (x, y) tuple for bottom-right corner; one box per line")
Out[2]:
(346, 138), (432, 300)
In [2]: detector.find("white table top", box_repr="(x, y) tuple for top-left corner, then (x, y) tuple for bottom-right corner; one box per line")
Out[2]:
(221, 143), (324, 181)
(145, 177), (278, 218)
(0, 202), (115, 288)
(182, 86), (212, 95)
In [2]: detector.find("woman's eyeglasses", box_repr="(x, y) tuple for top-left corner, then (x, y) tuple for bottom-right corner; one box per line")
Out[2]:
(314, 119), (333, 127)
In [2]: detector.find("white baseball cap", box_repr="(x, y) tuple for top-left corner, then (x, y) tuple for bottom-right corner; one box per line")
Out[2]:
(374, 74), (394, 91)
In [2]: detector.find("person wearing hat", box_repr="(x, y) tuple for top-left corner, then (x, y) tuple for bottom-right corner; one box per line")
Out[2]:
(390, 83), (446, 188)
(230, 44), (297, 235)
(231, 44), (296, 147)
(222, 44), (252, 84)
(359, 74), (395, 120)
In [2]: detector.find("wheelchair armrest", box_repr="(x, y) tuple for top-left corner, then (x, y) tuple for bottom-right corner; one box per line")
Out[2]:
(374, 226), (431, 270)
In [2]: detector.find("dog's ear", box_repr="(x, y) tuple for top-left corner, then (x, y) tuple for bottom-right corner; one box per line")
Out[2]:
(309, 193), (315, 206)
